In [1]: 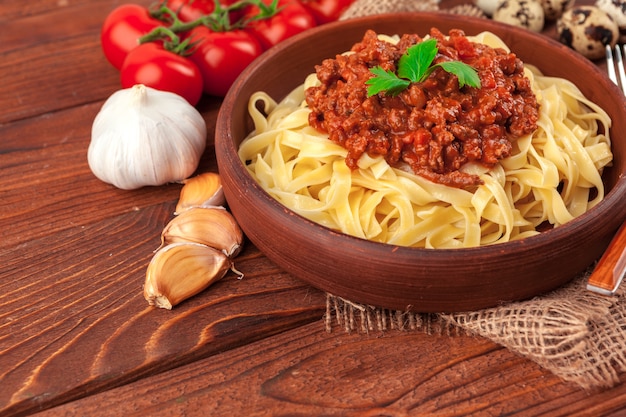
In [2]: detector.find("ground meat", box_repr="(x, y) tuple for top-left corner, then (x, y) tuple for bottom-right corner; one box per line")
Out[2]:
(304, 28), (540, 188)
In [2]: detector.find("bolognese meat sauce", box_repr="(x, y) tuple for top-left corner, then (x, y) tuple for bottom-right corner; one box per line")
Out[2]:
(304, 28), (540, 188)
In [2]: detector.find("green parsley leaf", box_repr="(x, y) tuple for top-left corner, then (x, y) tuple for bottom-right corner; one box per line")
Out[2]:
(366, 38), (481, 97)
(365, 66), (410, 96)
(397, 38), (438, 83)
(433, 61), (481, 88)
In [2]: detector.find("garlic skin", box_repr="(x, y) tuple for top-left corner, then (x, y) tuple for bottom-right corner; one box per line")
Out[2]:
(144, 242), (231, 310)
(160, 206), (244, 257)
(175, 172), (225, 214)
(88, 84), (207, 190)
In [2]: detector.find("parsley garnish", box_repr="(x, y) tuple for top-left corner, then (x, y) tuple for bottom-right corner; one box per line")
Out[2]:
(365, 38), (481, 97)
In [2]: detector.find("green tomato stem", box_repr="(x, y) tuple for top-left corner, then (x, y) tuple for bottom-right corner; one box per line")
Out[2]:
(139, 0), (276, 54)
(139, 26), (180, 45)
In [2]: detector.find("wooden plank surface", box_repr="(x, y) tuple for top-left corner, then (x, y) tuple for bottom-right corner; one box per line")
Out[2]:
(32, 323), (626, 416)
(0, 0), (125, 123)
(0, 206), (326, 415)
(1, 0), (625, 416)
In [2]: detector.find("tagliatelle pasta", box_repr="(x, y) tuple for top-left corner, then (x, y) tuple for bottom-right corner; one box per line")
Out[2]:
(238, 31), (613, 248)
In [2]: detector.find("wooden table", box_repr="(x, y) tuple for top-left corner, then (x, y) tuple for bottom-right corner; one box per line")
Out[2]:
(2, 1), (626, 415)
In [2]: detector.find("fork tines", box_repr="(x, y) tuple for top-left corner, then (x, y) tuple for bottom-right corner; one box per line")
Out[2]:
(606, 44), (626, 95)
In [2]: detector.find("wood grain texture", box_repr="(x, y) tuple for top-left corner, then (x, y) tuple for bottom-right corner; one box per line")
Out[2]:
(0, 205), (325, 416)
(32, 322), (626, 416)
(2, 0), (625, 416)
(0, 0), (111, 21)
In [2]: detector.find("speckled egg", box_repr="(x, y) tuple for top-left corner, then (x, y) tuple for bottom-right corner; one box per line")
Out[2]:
(493, 0), (545, 32)
(474, 0), (501, 16)
(541, 0), (575, 20)
(596, 0), (626, 42)
(557, 5), (619, 59)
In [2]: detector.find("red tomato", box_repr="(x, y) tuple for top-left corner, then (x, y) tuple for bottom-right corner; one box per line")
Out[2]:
(165, 0), (243, 23)
(245, 0), (316, 50)
(187, 26), (264, 97)
(298, 0), (354, 24)
(166, 0), (215, 22)
(120, 43), (204, 105)
(101, 4), (164, 70)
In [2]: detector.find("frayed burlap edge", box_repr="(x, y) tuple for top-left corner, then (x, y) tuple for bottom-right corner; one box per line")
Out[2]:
(324, 269), (626, 390)
(339, 0), (488, 20)
(324, 295), (454, 335)
(340, 0), (440, 20)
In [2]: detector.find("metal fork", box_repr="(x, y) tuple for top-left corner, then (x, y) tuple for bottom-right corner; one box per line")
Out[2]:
(606, 44), (626, 95)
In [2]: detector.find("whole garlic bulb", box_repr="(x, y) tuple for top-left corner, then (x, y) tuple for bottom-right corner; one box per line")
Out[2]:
(88, 84), (207, 190)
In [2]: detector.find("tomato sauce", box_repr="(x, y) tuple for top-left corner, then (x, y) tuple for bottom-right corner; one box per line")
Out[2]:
(304, 28), (540, 188)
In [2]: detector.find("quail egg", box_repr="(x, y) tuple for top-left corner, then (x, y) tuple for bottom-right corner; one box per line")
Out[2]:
(474, 0), (500, 16)
(493, 0), (546, 32)
(541, 0), (575, 20)
(557, 5), (619, 59)
(596, 0), (626, 42)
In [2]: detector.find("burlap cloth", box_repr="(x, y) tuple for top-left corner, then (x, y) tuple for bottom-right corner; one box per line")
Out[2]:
(323, 0), (626, 391)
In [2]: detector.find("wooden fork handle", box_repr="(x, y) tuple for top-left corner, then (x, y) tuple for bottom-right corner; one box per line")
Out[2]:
(587, 221), (626, 295)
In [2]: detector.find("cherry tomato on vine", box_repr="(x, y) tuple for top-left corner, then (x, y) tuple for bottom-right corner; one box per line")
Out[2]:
(120, 42), (204, 105)
(165, 0), (214, 21)
(165, 0), (243, 23)
(298, 0), (354, 24)
(101, 4), (165, 70)
(187, 26), (264, 97)
(244, 0), (316, 50)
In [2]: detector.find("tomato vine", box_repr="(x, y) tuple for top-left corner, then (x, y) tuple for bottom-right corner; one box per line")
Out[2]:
(101, 0), (354, 101)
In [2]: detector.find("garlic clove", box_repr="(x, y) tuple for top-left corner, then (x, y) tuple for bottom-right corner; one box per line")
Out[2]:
(175, 172), (225, 214)
(160, 206), (244, 257)
(144, 242), (231, 309)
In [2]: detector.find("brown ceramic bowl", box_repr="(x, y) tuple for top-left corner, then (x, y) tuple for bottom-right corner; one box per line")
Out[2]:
(215, 12), (626, 312)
